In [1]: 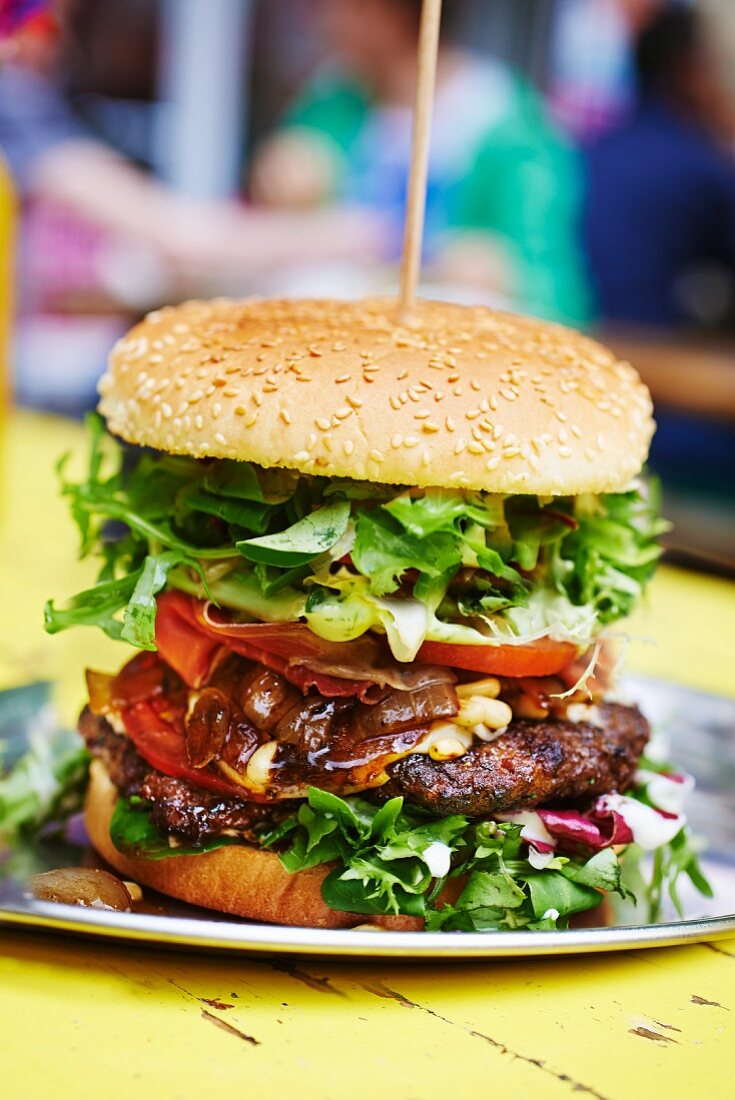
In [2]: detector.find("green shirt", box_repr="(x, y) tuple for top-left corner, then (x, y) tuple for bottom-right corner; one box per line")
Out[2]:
(283, 59), (592, 325)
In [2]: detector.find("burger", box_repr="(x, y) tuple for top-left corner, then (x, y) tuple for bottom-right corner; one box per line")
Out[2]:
(46, 297), (706, 931)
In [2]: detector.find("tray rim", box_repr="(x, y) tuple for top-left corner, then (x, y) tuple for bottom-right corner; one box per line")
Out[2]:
(1, 898), (734, 957)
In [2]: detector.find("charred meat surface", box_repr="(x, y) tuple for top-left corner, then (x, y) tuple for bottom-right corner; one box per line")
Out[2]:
(79, 706), (149, 793)
(79, 708), (284, 843)
(384, 704), (649, 816)
(139, 772), (287, 845)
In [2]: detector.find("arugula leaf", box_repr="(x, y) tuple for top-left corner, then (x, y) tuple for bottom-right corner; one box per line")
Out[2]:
(523, 872), (602, 920)
(47, 416), (667, 654)
(109, 797), (240, 859)
(121, 552), (183, 649)
(352, 510), (460, 597)
(179, 487), (273, 533)
(237, 500), (351, 566)
(264, 787), (631, 927)
(45, 571), (141, 641)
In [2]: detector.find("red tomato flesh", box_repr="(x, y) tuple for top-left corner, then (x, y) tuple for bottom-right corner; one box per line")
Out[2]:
(416, 638), (577, 677)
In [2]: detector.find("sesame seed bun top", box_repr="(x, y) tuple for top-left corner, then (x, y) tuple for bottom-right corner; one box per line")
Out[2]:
(98, 297), (654, 495)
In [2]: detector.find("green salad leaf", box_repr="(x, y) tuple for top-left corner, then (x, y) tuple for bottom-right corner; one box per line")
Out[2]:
(238, 499), (351, 566)
(0, 722), (89, 842)
(45, 416), (666, 657)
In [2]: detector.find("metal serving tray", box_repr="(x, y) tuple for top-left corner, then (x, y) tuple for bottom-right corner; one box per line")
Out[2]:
(1, 676), (733, 958)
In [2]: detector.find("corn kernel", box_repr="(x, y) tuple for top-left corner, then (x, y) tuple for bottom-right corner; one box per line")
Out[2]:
(456, 677), (501, 699)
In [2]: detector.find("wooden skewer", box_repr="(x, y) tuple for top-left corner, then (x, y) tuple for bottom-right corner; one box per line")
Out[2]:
(397, 0), (443, 326)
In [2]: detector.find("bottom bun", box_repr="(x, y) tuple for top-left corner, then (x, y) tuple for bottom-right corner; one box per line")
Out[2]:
(84, 761), (610, 932)
(85, 760), (420, 929)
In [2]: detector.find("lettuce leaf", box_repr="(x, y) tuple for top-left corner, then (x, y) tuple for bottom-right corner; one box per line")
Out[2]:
(46, 417), (666, 656)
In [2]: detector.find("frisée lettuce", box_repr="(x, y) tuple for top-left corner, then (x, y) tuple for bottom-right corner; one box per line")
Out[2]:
(44, 415), (667, 660)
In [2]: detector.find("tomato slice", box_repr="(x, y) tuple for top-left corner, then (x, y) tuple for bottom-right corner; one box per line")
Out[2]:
(416, 638), (577, 677)
(121, 701), (245, 797)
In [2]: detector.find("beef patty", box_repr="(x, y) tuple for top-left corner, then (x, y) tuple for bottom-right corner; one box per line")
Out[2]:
(79, 702), (649, 836)
(79, 708), (283, 844)
(384, 703), (649, 815)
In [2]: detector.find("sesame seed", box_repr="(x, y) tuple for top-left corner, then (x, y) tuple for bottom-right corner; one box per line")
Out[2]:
(558, 427), (569, 444)
(149, 354), (163, 365)
(403, 436), (419, 449)
(235, 405), (246, 416)
(486, 456), (501, 471)
(470, 379), (481, 392)
(223, 387), (239, 398)
(369, 449), (385, 463)
(316, 418), (330, 431)
(245, 411), (258, 427)
(212, 403), (222, 419)
(559, 446), (573, 458)
(423, 422), (440, 433)
(391, 434), (403, 449)
(555, 409), (568, 422)
(161, 403), (172, 419)
(194, 415), (203, 430)
(293, 451), (310, 462)
(468, 442), (484, 455)
(214, 433), (227, 446)
(389, 395), (401, 411)
(280, 409), (292, 425)
(346, 395), (362, 409)
(343, 440), (355, 456)
(454, 440), (466, 455)
(335, 374), (351, 384)
(503, 447), (520, 459)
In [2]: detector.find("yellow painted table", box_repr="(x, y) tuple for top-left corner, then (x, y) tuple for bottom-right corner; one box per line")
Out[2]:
(1, 411), (734, 1099)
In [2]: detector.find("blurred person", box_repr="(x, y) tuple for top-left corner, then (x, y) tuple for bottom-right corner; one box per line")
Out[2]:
(251, 0), (592, 325)
(549, 0), (663, 140)
(583, 3), (735, 328)
(0, 0), (389, 410)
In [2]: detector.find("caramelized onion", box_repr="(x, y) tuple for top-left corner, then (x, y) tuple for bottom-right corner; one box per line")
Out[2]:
(185, 688), (230, 768)
(352, 682), (458, 739)
(27, 868), (132, 911)
(274, 698), (351, 755)
(237, 667), (301, 731)
(218, 722), (261, 772)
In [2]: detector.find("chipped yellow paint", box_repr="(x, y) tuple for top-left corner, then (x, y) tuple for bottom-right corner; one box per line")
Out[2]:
(1, 411), (734, 1097)
(0, 932), (734, 1098)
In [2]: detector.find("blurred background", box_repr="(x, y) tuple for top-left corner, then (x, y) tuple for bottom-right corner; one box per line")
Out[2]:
(0, 0), (733, 567)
